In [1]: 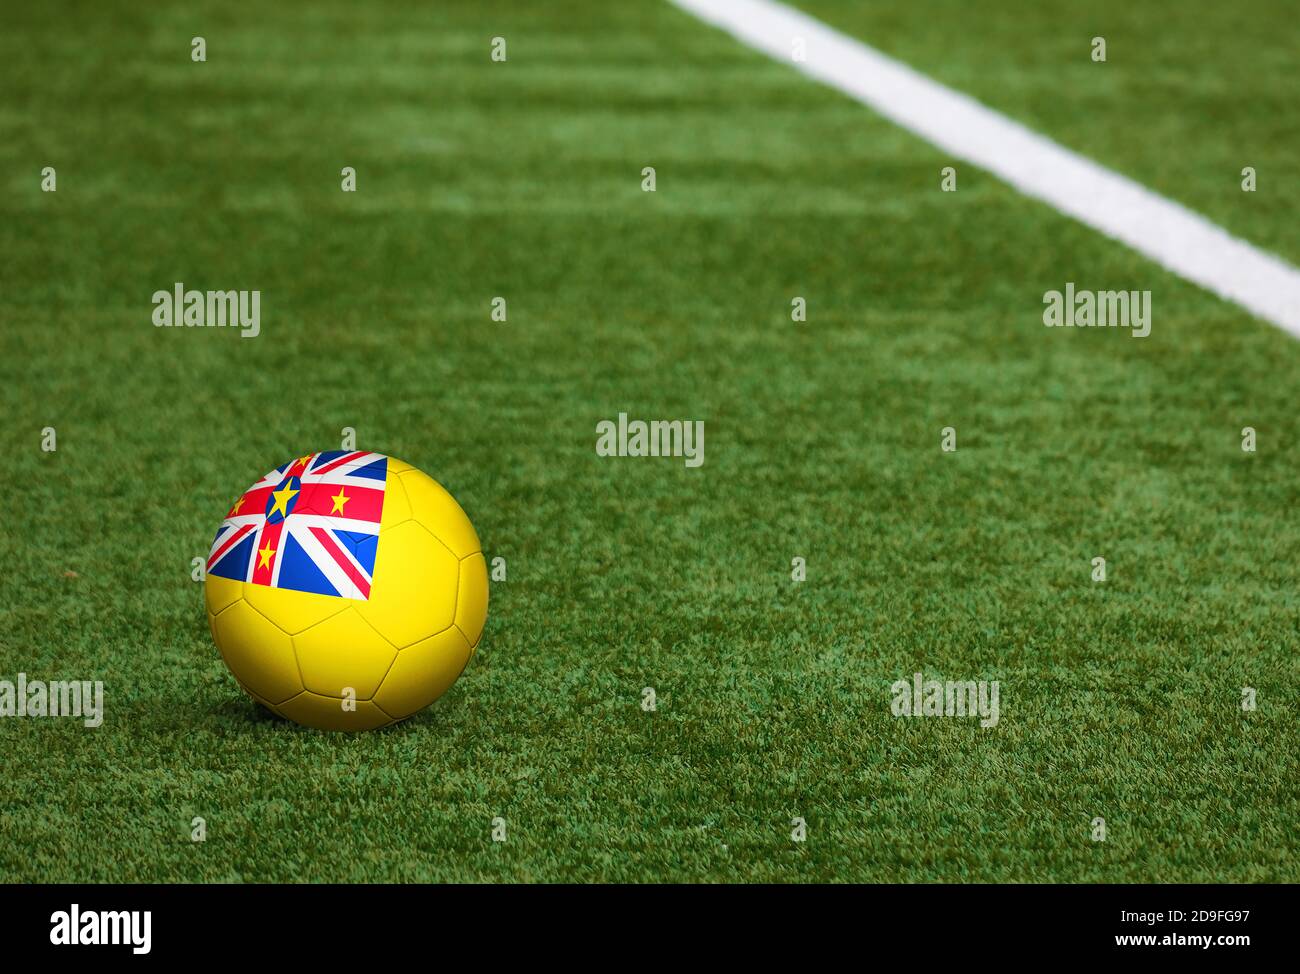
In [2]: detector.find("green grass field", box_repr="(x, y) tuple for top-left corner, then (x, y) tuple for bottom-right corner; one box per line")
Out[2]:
(2, 0), (1297, 882)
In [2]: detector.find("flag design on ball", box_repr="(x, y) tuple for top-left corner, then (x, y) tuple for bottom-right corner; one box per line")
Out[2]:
(207, 451), (388, 600)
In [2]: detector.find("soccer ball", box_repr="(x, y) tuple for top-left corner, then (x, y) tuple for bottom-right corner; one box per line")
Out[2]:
(204, 451), (488, 730)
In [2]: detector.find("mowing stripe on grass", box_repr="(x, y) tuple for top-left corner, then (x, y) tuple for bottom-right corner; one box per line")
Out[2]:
(670, 0), (1300, 338)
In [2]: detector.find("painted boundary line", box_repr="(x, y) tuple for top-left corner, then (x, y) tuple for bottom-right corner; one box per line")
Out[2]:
(669, 0), (1300, 338)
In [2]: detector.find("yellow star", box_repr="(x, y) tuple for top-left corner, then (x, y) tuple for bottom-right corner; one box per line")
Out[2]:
(330, 489), (350, 515)
(268, 482), (299, 518)
(294, 454), (313, 470)
(229, 496), (244, 515)
(257, 543), (276, 569)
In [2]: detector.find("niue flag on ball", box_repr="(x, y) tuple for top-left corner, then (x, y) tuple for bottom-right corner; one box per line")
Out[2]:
(207, 451), (388, 600)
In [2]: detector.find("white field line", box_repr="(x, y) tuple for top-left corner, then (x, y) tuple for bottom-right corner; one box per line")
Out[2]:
(670, 0), (1300, 338)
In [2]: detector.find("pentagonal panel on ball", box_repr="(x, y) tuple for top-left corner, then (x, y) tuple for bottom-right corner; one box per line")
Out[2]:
(399, 469), (481, 559)
(277, 690), (393, 732)
(358, 520), (458, 648)
(373, 626), (472, 720)
(455, 552), (488, 650)
(293, 607), (397, 700)
(212, 599), (304, 704)
(244, 580), (347, 636)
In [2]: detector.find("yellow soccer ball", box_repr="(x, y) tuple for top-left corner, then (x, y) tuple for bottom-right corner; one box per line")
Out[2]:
(203, 452), (487, 730)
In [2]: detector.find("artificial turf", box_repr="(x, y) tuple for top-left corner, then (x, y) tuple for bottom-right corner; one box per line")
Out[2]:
(1, 0), (1297, 882)
(797, 0), (1300, 266)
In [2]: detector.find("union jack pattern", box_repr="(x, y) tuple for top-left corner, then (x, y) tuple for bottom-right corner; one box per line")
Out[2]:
(207, 451), (388, 600)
